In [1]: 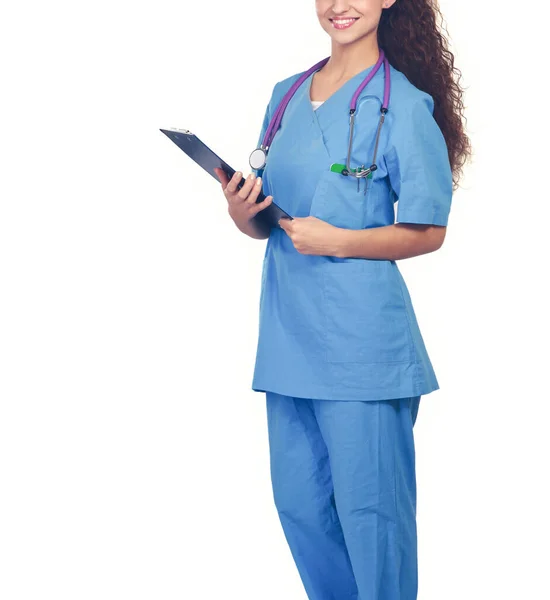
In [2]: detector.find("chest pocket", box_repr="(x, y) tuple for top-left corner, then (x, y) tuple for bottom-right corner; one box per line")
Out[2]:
(309, 95), (389, 230)
(309, 165), (387, 229)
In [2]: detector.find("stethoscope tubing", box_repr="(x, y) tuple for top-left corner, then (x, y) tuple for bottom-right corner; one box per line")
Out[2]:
(252, 50), (391, 191)
(262, 50), (390, 152)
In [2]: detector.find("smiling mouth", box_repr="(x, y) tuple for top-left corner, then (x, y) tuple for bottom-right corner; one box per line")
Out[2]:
(329, 17), (360, 29)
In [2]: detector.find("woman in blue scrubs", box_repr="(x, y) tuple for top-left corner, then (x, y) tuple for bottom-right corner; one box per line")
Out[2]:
(216, 1), (470, 598)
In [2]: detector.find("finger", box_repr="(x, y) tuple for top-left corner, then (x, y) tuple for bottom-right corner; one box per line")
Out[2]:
(245, 175), (264, 206)
(237, 172), (258, 201)
(251, 195), (273, 215)
(226, 171), (244, 194)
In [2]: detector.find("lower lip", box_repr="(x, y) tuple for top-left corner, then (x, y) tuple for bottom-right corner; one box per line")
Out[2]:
(331, 19), (359, 30)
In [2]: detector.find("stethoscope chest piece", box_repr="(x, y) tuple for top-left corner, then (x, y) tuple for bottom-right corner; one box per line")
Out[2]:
(249, 147), (267, 170)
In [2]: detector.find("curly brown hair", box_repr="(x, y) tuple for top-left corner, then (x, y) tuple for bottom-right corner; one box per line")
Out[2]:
(378, 0), (471, 189)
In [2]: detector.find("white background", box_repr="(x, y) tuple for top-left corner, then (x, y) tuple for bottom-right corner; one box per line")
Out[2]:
(1, 1), (549, 598)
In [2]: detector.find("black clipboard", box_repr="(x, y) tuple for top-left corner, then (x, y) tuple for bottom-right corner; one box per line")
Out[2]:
(160, 127), (292, 229)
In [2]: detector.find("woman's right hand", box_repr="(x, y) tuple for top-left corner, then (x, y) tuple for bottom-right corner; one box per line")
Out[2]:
(214, 168), (273, 229)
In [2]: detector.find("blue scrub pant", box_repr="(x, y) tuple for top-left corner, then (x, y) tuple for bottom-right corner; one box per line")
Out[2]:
(266, 392), (421, 600)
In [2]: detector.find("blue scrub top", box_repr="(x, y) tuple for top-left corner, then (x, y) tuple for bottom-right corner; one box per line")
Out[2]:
(251, 61), (453, 402)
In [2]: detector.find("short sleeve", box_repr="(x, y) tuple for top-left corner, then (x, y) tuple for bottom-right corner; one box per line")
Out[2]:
(385, 94), (453, 226)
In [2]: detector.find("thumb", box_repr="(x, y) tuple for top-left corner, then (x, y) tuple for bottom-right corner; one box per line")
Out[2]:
(278, 217), (289, 230)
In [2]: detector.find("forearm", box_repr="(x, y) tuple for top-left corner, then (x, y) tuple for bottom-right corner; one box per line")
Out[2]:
(332, 223), (447, 260)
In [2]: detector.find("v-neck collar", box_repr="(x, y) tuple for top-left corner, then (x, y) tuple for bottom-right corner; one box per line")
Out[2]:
(285, 60), (384, 164)
(304, 62), (378, 116)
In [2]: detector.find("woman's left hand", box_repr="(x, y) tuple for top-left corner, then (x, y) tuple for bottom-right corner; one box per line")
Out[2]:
(278, 216), (343, 256)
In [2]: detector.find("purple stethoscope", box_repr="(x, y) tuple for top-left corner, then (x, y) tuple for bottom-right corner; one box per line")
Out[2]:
(249, 50), (391, 195)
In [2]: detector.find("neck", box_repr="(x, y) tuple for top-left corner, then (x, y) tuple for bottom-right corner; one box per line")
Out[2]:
(323, 34), (380, 80)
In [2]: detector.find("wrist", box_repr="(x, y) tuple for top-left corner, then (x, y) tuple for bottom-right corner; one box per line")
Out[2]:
(332, 227), (352, 258)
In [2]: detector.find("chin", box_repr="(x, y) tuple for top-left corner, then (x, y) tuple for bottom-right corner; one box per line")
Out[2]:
(328, 31), (367, 45)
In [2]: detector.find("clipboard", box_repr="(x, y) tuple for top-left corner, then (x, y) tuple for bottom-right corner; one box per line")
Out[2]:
(160, 127), (292, 229)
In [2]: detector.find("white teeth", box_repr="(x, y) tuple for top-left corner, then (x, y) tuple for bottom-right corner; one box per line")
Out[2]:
(332, 19), (357, 24)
